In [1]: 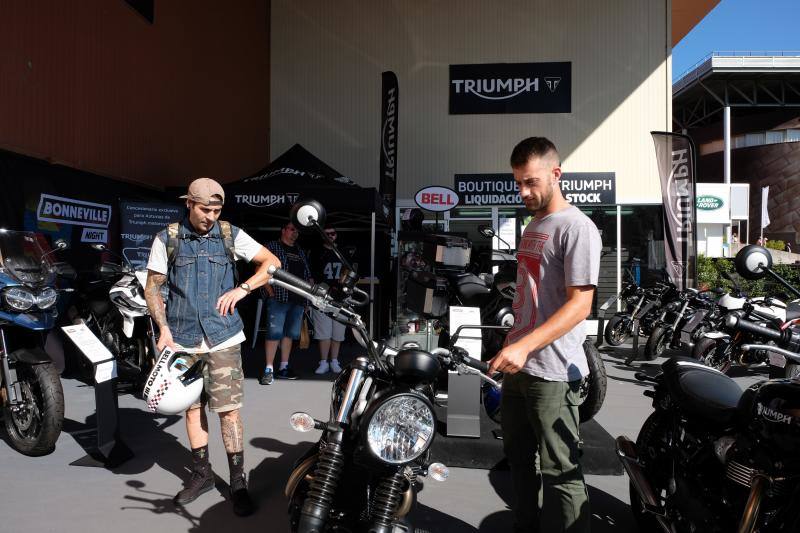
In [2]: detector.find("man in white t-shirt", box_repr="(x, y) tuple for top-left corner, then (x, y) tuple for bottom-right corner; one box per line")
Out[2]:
(145, 177), (280, 516)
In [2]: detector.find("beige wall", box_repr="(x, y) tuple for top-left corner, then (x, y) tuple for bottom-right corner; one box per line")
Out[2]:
(271, 0), (671, 204)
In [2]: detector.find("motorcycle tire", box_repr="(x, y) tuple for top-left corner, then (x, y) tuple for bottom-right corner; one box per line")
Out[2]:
(644, 326), (670, 360)
(692, 337), (732, 374)
(630, 412), (671, 532)
(579, 341), (607, 423)
(3, 362), (64, 456)
(603, 315), (630, 346)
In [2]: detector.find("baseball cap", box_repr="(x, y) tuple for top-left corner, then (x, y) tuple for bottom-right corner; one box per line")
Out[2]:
(180, 177), (225, 205)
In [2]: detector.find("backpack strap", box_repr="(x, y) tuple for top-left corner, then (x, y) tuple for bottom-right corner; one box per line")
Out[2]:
(219, 220), (236, 264)
(219, 220), (239, 284)
(166, 222), (180, 267)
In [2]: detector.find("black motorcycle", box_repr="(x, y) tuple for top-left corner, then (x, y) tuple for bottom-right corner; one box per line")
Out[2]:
(643, 287), (716, 360)
(276, 200), (495, 533)
(618, 244), (800, 532)
(604, 281), (676, 346)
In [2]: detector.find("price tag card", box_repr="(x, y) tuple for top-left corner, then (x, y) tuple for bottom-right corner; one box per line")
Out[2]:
(449, 306), (482, 359)
(61, 323), (118, 383)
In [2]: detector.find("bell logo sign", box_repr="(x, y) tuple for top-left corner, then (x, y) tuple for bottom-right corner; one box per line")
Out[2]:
(415, 186), (459, 212)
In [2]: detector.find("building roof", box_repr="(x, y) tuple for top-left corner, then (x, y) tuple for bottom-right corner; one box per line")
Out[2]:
(673, 53), (800, 130)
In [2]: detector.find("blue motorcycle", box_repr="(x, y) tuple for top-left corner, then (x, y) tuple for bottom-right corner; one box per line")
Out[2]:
(0, 230), (69, 455)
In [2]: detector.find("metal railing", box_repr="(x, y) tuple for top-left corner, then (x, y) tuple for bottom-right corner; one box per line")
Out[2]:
(673, 51), (800, 92)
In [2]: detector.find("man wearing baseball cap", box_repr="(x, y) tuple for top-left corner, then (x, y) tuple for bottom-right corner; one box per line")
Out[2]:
(145, 177), (280, 516)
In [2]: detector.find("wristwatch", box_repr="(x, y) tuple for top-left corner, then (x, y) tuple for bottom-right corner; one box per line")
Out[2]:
(238, 282), (252, 294)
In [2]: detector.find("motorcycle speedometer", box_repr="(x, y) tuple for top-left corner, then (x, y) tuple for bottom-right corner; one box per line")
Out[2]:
(3, 287), (35, 311)
(365, 393), (435, 464)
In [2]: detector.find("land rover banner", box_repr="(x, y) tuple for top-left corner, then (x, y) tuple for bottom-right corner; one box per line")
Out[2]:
(379, 71), (398, 226)
(651, 131), (697, 290)
(449, 62), (571, 114)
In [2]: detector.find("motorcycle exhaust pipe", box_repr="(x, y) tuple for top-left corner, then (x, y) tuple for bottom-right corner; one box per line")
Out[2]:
(737, 475), (767, 533)
(615, 436), (672, 533)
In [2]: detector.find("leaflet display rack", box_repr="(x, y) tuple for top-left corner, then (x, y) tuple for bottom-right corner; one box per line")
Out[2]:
(61, 323), (134, 468)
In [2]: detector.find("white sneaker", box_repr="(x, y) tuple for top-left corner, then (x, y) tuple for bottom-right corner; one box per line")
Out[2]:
(330, 360), (342, 374)
(315, 360), (330, 374)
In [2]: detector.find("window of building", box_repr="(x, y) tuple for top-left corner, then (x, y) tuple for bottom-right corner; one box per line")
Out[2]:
(766, 130), (784, 144)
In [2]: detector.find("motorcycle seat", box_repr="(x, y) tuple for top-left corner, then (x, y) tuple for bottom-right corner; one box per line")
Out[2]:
(662, 357), (742, 429)
(452, 273), (492, 302)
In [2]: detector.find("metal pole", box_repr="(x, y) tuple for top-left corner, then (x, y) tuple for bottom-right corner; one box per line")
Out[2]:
(724, 106), (731, 185)
(616, 205), (622, 312)
(370, 211), (376, 338)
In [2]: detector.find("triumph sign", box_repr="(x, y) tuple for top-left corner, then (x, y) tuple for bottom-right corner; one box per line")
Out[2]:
(234, 193), (300, 208)
(449, 62), (571, 114)
(379, 71), (398, 225)
(454, 172), (615, 206)
(652, 132), (697, 290)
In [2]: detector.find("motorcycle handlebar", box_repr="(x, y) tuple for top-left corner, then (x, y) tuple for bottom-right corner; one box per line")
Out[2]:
(725, 314), (783, 343)
(268, 265), (315, 294)
(461, 353), (490, 373)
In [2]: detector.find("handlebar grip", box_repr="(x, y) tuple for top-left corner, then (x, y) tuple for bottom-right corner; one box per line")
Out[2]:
(461, 354), (490, 374)
(725, 314), (783, 342)
(268, 265), (314, 294)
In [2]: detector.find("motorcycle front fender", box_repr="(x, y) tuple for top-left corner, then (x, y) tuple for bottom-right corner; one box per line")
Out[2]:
(8, 347), (52, 365)
(122, 316), (135, 338)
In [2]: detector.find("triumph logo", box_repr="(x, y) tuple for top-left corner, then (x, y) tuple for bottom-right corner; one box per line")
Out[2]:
(235, 193), (299, 208)
(667, 149), (693, 243)
(451, 77), (539, 100)
(671, 261), (687, 276)
(757, 402), (796, 425)
(382, 87), (397, 179)
(545, 77), (561, 93)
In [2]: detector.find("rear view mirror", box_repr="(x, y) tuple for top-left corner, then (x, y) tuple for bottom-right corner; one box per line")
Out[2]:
(290, 198), (326, 232)
(734, 245), (772, 280)
(478, 225), (495, 238)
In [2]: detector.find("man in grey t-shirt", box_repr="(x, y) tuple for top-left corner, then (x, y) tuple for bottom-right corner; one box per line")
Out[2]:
(489, 137), (601, 533)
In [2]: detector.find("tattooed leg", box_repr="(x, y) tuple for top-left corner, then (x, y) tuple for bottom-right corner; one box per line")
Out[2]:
(220, 409), (244, 453)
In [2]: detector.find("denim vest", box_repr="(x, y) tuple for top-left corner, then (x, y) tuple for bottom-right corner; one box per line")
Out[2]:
(162, 219), (243, 347)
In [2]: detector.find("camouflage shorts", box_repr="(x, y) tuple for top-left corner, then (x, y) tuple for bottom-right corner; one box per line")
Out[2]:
(188, 345), (244, 413)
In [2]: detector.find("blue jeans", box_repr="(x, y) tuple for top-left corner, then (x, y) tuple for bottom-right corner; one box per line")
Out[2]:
(266, 300), (305, 340)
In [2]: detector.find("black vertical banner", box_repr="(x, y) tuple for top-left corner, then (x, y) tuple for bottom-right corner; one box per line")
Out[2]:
(651, 131), (697, 290)
(380, 71), (398, 227)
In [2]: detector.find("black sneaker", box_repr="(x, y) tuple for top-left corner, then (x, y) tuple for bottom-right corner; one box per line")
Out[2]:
(174, 468), (215, 506)
(230, 475), (255, 517)
(276, 367), (298, 380)
(259, 369), (274, 385)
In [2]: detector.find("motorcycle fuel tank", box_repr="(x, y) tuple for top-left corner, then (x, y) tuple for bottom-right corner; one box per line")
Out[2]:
(740, 379), (800, 455)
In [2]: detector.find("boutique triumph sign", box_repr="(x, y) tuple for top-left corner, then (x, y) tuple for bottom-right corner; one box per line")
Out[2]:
(454, 173), (615, 206)
(449, 62), (571, 114)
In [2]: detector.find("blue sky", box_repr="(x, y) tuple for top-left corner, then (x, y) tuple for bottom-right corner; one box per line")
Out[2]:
(673, 0), (800, 81)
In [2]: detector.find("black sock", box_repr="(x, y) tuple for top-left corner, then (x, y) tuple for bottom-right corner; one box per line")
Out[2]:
(227, 451), (245, 486)
(191, 445), (210, 472)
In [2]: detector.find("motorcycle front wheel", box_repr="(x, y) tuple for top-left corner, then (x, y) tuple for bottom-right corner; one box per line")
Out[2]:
(644, 326), (670, 360)
(603, 315), (631, 346)
(692, 337), (732, 374)
(3, 362), (64, 456)
(630, 412), (672, 532)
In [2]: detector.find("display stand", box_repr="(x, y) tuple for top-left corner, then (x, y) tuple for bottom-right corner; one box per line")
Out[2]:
(446, 307), (482, 438)
(61, 324), (134, 468)
(624, 319), (641, 366)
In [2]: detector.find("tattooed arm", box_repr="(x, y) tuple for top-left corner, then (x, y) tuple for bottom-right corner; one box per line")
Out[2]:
(145, 270), (177, 351)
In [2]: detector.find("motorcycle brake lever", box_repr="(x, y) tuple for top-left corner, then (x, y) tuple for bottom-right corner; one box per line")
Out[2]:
(457, 364), (502, 389)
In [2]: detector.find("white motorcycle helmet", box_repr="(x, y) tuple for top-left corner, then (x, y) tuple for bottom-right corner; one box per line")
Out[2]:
(142, 347), (204, 415)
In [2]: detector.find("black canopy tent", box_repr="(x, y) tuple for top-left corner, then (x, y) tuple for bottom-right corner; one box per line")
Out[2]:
(224, 144), (391, 337)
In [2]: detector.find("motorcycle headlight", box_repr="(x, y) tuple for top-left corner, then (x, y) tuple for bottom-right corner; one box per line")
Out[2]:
(35, 287), (58, 310)
(365, 394), (435, 464)
(3, 287), (35, 311)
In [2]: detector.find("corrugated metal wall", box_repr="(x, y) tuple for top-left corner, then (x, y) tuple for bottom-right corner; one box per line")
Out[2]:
(0, 1), (270, 187)
(270, 0), (671, 204)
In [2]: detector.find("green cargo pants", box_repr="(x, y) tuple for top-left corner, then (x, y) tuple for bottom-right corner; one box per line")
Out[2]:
(501, 371), (590, 533)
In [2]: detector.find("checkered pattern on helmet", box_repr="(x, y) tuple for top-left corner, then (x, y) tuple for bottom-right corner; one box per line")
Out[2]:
(146, 380), (171, 412)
